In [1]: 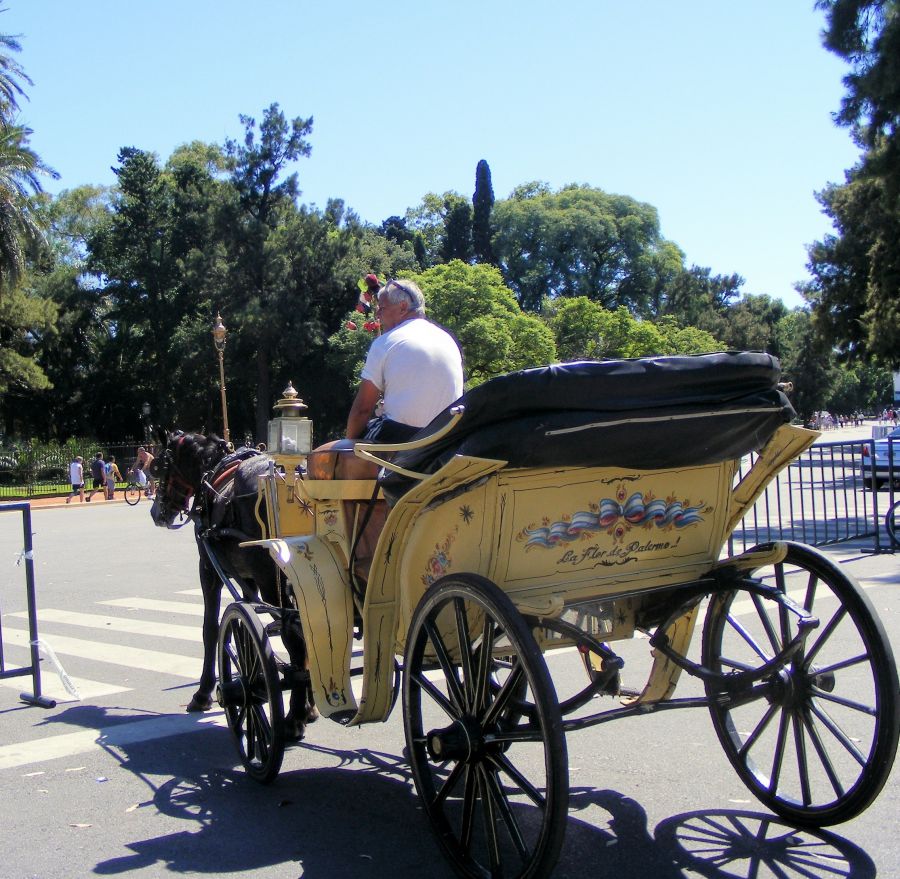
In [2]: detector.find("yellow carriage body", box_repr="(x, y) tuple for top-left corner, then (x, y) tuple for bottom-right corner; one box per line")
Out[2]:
(251, 421), (817, 726)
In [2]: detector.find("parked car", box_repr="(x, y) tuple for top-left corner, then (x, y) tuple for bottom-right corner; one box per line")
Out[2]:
(860, 426), (900, 489)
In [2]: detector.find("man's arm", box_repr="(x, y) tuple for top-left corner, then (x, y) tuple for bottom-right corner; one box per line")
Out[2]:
(346, 379), (381, 439)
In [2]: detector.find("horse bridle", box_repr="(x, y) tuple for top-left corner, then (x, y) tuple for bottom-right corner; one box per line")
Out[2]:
(157, 433), (198, 525)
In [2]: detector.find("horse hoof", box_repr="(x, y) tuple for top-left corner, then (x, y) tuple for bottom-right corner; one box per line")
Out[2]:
(283, 716), (306, 742)
(186, 694), (213, 712)
(306, 705), (320, 724)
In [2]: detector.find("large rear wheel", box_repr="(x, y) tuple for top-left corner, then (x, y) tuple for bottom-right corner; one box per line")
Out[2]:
(403, 573), (568, 879)
(703, 542), (899, 825)
(216, 602), (285, 784)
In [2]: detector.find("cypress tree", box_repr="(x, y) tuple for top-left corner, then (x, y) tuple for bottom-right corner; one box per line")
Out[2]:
(472, 159), (495, 264)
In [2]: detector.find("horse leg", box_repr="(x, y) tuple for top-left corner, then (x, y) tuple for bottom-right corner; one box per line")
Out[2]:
(281, 613), (318, 740)
(187, 556), (221, 712)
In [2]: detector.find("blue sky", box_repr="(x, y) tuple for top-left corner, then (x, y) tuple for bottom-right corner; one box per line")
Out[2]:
(6, 1), (860, 308)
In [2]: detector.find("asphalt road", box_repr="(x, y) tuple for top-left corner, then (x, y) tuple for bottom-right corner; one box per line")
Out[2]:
(0, 501), (898, 879)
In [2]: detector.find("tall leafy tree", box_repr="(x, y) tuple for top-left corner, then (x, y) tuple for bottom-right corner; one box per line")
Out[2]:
(491, 183), (673, 313)
(472, 159), (494, 264)
(219, 104), (318, 439)
(807, 1), (900, 366)
(439, 193), (472, 263)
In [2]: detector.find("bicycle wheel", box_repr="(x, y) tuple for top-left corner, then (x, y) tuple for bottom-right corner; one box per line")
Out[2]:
(124, 483), (142, 505)
(703, 541), (900, 826)
(403, 573), (568, 879)
(886, 500), (900, 548)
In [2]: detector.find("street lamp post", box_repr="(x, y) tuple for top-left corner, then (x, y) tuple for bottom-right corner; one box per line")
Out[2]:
(212, 312), (231, 443)
(141, 401), (151, 445)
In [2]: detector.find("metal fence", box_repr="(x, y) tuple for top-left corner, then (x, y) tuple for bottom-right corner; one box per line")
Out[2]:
(0, 441), (149, 499)
(730, 436), (896, 554)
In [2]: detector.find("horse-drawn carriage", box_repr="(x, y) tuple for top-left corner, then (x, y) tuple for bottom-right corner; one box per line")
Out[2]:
(152, 352), (899, 879)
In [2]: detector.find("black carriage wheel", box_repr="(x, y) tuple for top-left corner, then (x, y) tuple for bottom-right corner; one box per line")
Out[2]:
(124, 484), (142, 506)
(703, 541), (899, 826)
(216, 602), (286, 784)
(402, 573), (568, 879)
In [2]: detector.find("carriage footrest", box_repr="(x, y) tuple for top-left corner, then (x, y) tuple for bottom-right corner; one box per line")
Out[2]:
(328, 709), (357, 726)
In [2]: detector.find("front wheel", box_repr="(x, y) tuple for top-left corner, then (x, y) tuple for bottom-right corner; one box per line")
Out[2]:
(216, 602), (285, 784)
(124, 483), (142, 505)
(403, 573), (568, 879)
(703, 542), (899, 826)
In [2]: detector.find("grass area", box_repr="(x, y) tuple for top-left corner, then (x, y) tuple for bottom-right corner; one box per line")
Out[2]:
(0, 481), (131, 500)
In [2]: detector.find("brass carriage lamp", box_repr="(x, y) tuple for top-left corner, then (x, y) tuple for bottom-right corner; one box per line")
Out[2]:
(268, 381), (313, 460)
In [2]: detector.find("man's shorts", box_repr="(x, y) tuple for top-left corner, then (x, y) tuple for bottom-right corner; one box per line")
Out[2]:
(92, 477), (104, 489)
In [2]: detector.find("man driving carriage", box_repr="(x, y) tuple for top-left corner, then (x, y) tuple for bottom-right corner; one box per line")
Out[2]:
(345, 278), (463, 443)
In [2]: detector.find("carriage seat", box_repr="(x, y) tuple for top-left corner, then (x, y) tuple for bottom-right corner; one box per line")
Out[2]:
(380, 351), (796, 505)
(306, 439), (381, 481)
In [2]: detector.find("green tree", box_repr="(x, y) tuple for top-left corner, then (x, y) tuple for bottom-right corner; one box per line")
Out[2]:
(491, 183), (674, 313)
(546, 296), (721, 362)
(472, 159), (494, 264)
(418, 261), (556, 384)
(807, 1), (900, 366)
(439, 193), (472, 263)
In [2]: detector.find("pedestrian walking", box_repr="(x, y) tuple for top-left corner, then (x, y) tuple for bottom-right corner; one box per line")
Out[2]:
(66, 455), (85, 503)
(86, 452), (105, 501)
(104, 456), (123, 500)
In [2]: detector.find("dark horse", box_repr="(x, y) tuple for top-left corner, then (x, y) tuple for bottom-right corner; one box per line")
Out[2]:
(149, 429), (316, 737)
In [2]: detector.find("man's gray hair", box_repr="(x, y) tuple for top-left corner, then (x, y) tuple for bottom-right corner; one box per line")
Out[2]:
(383, 279), (426, 316)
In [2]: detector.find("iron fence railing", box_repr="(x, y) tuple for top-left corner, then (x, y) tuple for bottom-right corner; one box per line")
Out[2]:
(0, 441), (151, 499)
(730, 437), (896, 554)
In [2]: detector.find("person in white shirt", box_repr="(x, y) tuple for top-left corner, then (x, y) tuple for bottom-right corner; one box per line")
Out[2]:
(66, 456), (85, 503)
(346, 279), (463, 442)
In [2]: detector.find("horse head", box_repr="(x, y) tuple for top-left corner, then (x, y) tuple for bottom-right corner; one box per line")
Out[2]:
(150, 428), (230, 528)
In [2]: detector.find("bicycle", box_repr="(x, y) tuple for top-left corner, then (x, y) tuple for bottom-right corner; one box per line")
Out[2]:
(886, 497), (900, 548)
(123, 480), (144, 506)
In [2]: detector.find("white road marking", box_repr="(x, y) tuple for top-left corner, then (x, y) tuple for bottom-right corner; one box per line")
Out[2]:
(9, 609), (203, 642)
(0, 628), (201, 678)
(0, 669), (128, 701)
(0, 711), (227, 770)
(98, 597), (205, 616)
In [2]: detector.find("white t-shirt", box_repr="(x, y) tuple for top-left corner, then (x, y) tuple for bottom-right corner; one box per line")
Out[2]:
(361, 318), (463, 428)
(69, 460), (83, 484)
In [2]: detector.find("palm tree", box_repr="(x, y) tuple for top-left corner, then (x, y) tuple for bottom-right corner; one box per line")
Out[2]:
(0, 9), (57, 297)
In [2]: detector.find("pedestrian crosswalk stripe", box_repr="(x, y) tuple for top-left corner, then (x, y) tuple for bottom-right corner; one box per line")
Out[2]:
(1, 628), (201, 678)
(0, 711), (227, 770)
(98, 597), (205, 617)
(9, 609), (203, 642)
(0, 668), (129, 702)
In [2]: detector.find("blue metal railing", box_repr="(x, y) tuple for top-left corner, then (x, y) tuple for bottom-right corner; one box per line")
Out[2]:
(0, 502), (56, 707)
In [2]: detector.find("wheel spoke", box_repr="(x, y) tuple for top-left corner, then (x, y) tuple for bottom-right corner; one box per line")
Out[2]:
(487, 751), (547, 808)
(423, 619), (467, 714)
(476, 766), (502, 875)
(726, 613), (774, 663)
(810, 652), (870, 676)
(802, 570), (818, 613)
(769, 710), (790, 793)
(807, 700), (868, 766)
(482, 763), (530, 863)
(482, 660), (525, 728)
(412, 669), (459, 720)
(809, 688), (877, 717)
(751, 593), (782, 655)
(804, 605), (848, 667)
(791, 711), (812, 806)
(473, 616), (497, 715)
(738, 701), (780, 759)
(802, 710), (846, 799)
(460, 765), (478, 855)
(454, 598), (476, 711)
(433, 760), (465, 809)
